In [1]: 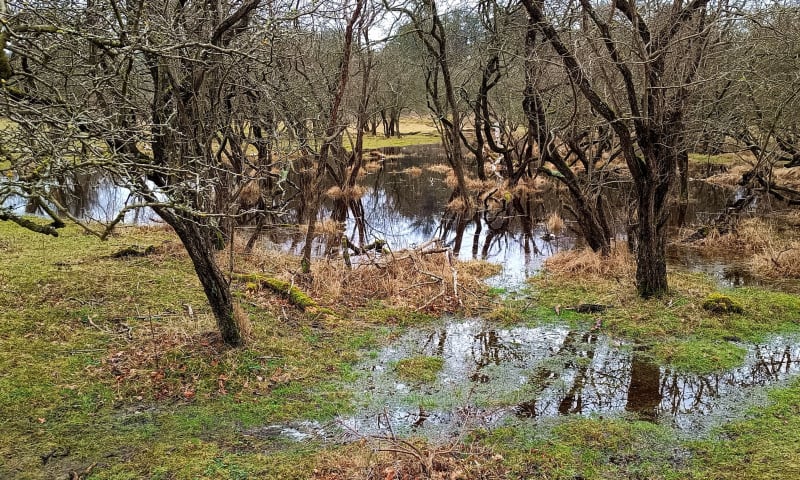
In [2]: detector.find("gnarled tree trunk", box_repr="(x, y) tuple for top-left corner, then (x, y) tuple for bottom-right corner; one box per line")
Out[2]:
(154, 207), (243, 347)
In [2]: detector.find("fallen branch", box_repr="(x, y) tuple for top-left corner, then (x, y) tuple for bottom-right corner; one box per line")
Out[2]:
(232, 273), (318, 311)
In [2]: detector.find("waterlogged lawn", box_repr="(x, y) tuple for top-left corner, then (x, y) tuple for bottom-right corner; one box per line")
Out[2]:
(3, 220), (800, 478)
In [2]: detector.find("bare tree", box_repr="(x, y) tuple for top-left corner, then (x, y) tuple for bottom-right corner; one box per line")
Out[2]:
(521, 0), (716, 296)
(0, 0), (289, 345)
(384, 0), (473, 209)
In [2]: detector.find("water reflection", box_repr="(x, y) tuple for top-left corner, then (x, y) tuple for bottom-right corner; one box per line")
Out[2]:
(2, 172), (153, 223)
(341, 320), (800, 439)
(4, 145), (777, 287)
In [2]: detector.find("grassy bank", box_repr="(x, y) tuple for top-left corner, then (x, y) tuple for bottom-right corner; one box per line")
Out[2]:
(3, 221), (800, 478)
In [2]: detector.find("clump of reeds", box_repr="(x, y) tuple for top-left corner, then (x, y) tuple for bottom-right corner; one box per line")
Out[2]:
(512, 175), (554, 197)
(546, 212), (565, 235)
(402, 166), (423, 177)
(298, 218), (344, 236)
(325, 185), (367, 201)
(362, 161), (383, 173)
(773, 167), (800, 189)
(750, 242), (800, 278)
(704, 164), (751, 186)
(446, 197), (474, 214)
(425, 163), (452, 174)
(688, 217), (774, 254)
(238, 180), (261, 207)
(305, 247), (497, 313)
(543, 243), (633, 279)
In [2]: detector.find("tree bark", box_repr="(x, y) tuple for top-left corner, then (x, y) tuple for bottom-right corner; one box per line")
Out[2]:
(634, 181), (669, 297)
(155, 207), (243, 346)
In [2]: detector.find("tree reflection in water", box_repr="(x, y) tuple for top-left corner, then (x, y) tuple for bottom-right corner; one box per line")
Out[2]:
(343, 320), (800, 439)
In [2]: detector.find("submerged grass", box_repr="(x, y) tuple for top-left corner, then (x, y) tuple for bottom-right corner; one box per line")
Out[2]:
(394, 356), (444, 383)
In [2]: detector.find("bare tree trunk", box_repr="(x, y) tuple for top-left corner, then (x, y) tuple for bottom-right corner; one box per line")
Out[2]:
(300, 0), (365, 273)
(155, 207), (243, 346)
(634, 187), (669, 297)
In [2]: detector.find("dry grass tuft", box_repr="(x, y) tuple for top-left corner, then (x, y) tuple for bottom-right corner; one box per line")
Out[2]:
(444, 171), (460, 189)
(235, 243), (497, 315)
(773, 167), (800, 189)
(688, 218), (774, 254)
(238, 180), (261, 207)
(546, 212), (565, 235)
(543, 243), (633, 280)
(513, 175), (553, 196)
(363, 160), (383, 173)
(233, 302), (252, 341)
(402, 166), (423, 177)
(425, 163), (452, 174)
(299, 218), (344, 236)
(446, 197), (472, 214)
(443, 170), (495, 194)
(751, 242), (800, 278)
(325, 185), (367, 201)
(704, 164), (751, 186)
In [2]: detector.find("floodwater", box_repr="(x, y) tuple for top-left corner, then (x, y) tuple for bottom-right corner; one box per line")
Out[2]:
(264, 145), (764, 287)
(10, 145), (800, 442)
(261, 319), (800, 442)
(4, 144), (771, 286)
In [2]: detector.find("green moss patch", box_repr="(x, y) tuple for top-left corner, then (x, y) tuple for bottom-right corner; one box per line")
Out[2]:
(702, 293), (744, 314)
(394, 356), (444, 383)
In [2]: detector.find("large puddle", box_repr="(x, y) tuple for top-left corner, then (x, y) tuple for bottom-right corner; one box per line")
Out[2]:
(258, 319), (800, 443)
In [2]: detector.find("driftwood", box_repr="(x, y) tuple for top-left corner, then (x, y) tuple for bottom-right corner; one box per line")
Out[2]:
(346, 238), (388, 255)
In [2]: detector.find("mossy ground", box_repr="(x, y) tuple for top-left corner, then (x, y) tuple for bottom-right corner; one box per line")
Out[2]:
(4, 220), (800, 479)
(393, 356), (444, 383)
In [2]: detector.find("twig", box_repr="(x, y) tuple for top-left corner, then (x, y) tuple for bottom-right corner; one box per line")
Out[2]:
(148, 309), (159, 370)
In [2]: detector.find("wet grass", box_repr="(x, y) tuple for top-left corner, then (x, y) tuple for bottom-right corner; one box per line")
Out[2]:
(689, 377), (800, 478)
(482, 417), (684, 479)
(0, 222), (381, 479)
(523, 269), (800, 372)
(394, 356), (444, 383)
(5, 220), (800, 478)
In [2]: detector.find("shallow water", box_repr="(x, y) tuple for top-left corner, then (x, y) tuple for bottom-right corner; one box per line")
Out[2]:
(6, 144), (773, 288)
(260, 319), (800, 442)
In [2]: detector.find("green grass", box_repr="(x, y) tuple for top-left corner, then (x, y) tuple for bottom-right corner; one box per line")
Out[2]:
(479, 376), (800, 479)
(652, 339), (747, 373)
(689, 377), (800, 479)
(0, 221), (369, 479)
(524, 270), (800, 373)
(482, 417), (684, 479)
(343, 132), (442, 150)
(394, 355), (444, 383)
(5, 219), (800, 478)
